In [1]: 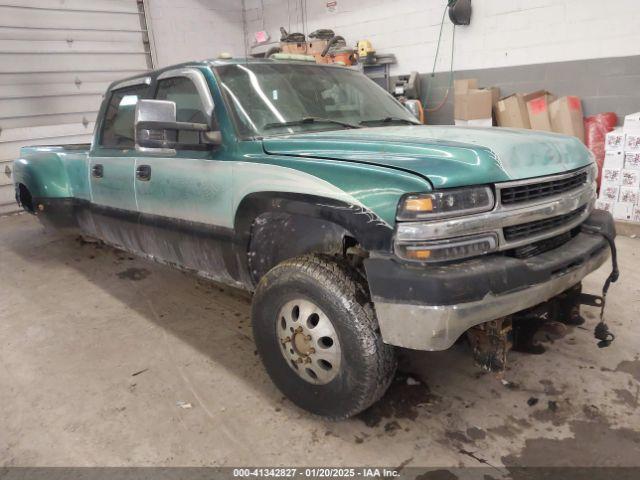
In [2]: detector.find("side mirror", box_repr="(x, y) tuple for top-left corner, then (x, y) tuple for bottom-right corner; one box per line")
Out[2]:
(134, 99), (221, 153)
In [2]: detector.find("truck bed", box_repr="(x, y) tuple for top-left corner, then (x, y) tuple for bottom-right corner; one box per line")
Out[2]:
(14, 143), (92, 206)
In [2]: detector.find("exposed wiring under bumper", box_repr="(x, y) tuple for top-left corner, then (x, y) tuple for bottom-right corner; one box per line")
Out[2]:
(580, 222), (619, 347)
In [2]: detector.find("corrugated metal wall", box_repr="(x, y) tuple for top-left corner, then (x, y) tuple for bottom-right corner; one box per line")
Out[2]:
(0, 0), (154, 215)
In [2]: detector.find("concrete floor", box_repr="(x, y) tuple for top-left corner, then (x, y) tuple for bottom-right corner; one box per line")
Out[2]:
(1, 213), (640, 472)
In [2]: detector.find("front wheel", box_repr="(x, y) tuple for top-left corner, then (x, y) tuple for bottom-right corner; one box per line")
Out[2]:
(251, 255), (397, 419)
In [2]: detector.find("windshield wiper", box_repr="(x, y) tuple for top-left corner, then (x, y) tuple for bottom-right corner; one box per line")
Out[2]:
(263, 117), (360, 130)
(359, 117), (420, 126)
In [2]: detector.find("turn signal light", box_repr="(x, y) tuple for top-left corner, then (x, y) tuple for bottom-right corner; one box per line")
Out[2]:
(396, 233), (498, 263)
(404, 197), (433, 212)
(404, 248), (432, 260)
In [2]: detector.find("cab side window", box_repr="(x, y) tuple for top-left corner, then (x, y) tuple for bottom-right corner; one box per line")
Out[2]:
(100, 84), (148, 148)
(155, 76), (209, 146)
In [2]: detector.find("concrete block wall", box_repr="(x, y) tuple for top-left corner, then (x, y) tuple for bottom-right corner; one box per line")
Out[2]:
(242, 0), (640, 74)
(146, 0), (245, 68)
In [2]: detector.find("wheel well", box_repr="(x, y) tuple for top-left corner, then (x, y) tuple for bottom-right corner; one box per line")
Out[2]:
(234, 192), (392, 287)
(247, 212), (367, 285)
(17, 184), (34, 213)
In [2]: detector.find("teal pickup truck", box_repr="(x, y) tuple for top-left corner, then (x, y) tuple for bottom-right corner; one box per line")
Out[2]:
(13, 58), (616, 419)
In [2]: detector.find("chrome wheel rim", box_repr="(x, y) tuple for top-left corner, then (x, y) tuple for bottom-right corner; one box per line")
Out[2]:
(276, 298), (342, 385)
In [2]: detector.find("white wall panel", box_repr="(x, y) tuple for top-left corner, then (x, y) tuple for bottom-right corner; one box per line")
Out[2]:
(0, 6), (144, 31)
(0, 82), (110, 99)
(0, 52), (150, 73)
(0, 70), (145, 86)
(1, 0), (139, 13)
(0, 39), (148, 54)
(243, 0), (640, 75)
(0, 95), (103, 118)
(2, 122), (97, 143)
(145, 0), (246, 68)
(0, 0), (153, 215)
(0, 27), (149, 43)
(0, 112), (100, 130)
(0, 133), (93, 160)
(0, 183), (20, 214)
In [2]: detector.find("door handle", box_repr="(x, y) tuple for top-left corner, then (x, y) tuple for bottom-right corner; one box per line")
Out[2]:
(136, 164), (151, 181)
(91, 164), (103, 178)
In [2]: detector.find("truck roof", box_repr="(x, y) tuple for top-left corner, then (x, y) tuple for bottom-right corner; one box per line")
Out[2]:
(107, 57), (349, 93)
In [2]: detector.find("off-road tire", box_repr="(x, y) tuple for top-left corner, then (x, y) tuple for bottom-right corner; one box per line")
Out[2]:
(251, 254), (397, 419)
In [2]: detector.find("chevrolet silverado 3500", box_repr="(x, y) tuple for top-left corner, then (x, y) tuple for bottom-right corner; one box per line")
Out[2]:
(13, 59), (616, 418)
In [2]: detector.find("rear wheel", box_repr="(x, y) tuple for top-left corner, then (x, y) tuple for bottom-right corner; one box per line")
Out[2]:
(251, 255), (396, 419)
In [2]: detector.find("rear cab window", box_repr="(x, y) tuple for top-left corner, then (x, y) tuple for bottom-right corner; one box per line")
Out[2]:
(100, 83), (149, 148)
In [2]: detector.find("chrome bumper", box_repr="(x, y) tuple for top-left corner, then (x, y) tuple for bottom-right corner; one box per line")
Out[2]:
(373, 245), (609, 351)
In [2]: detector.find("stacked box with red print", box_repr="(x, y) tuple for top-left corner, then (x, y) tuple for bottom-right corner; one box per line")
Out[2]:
(596, 113), (640, 222)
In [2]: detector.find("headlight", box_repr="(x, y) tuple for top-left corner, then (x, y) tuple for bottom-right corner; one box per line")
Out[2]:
(397, 186), (494, 221)
(395, 233), (498, 263)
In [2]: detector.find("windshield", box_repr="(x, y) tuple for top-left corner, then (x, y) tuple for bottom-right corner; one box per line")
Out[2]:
(215, 62), (419, 137)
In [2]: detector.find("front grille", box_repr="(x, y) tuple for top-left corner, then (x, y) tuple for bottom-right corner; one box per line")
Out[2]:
(500, 170), (587, 205)
(507, 231), (574, 259)
(503, 205), (586, 241)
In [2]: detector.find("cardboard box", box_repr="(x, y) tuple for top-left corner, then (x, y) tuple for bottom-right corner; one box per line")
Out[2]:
(595, 199), (614, 213)
(613, 202), (634, 221)
(624, 152), (640, 170)
(549, 96), (584, 142)
(619, 186), (639, 204)
(602, 168), (622, 186)
(469, 118), (493, 127)
(454, 79), (494, 121)
(604, 150), (625, 170)
(621, 169), (640, 188)
(605, 129), (625, 151)
(599, 185), (619, 201)
(525, 90), (556, 132)
(488, 87), (501, 125)
(455, 91), (493, 120)
(454, 79), (478, 92)
(489, 87), (500, 106)
(495, 94), (531, 129)
(625, 133), (640, 152)
(455, 118), (493, 127)
(623, 112), (640, 134)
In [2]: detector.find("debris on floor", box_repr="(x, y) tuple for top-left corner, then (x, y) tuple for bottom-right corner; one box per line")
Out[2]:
(406, 376), (421, 386)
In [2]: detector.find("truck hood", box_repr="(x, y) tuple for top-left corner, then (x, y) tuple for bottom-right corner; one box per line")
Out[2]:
(262, 125), (592, 188)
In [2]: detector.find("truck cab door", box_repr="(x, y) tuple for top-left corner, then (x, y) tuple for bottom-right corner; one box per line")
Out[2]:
(133, 67), (234, 283)
(87, 80), (150, 249)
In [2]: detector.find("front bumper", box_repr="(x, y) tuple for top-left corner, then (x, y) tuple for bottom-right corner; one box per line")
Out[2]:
(365, 210), (614, 351)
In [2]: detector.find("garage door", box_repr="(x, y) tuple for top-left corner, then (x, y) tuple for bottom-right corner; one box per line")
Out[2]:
(0, 0), (154, 215)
